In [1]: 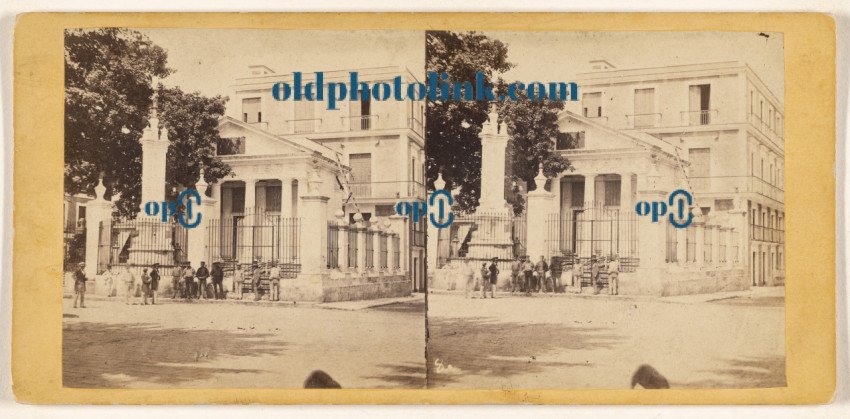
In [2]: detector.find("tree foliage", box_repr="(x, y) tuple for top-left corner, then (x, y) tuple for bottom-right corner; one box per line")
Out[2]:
(65, 28), (231, 218)
(425, 31), (513, 213)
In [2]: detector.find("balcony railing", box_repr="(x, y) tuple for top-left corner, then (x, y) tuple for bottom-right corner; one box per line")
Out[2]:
(681, 109), (718, 126)
(285, 118), (323, 134)
(626, 113), (661, 129)
(686, 175), (784, 203)
(750, 225), (785, 243)
(347, 180), (426, 200)
(747, 113), (784, 146)
(408, 117), (424, 137)
(342, 115), (378, 132)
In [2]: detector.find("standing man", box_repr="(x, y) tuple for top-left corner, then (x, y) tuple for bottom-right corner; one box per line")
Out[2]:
(182, 263), (195, 301)
(509, 257), (521, 294)
(521, 257), (535, 296)
(608, 255), (620, 295)
(195, 261), (210, 300)
(252, 262), (264, 301)
(268, 261), (281, 301)
(140, 268), (152, 305)
(149, 263), (161, 305)
(72, 262), (87, 308)
(234, 264), (246, 300)
(535, 255), (549, 293)
(211, 262), (225, 300)
(170, 264), (182, 299)
(121, 264), (137, 305)
(590, 256), (600, 295)
(486, 257), (499, 299)
(104, 264), (117, 298)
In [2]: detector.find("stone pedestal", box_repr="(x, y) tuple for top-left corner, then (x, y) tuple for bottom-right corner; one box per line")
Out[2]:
(526, 166), (554, 260)
(187, 172), (216, 267)
(84, 178), (113, 278)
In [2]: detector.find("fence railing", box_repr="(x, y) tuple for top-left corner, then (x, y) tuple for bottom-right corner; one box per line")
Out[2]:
(751, 224), (785, 243)
(365, 230), (375, 269)
(64, 227), (86, 271)
(544, 205), (639, 266)
(97, 219), (189, 274)
(681, 109), (717, 126)
(435, 211), (526, 267)
(686, 175), (783, 203)
(393, 235), (401, 269)
(379, 233), (388, 269)
(328, 222), (339, 269)
(204, 209), (300, 276)
(342, 115), (377, 131)
(348, 180), (426, 200)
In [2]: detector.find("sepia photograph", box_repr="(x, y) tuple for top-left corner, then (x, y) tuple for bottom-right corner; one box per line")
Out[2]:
(62, 28), (427, 389)
(425, 31), (786, 389)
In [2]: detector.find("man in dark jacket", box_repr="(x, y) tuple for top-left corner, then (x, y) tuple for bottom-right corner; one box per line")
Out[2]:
(211, 262), (225, 300)
(149, 263), (161, 305)
(590, 257), (600, 295)
(195, 261), (210, 299)
(73, 262), (87, 308)
(252, 263), (264, 301)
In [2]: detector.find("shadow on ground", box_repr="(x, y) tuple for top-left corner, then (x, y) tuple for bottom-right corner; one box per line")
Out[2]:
(676, 355), (787, 388)
(366, 300), (427, 315)
(425, 316), (623, 387)
(63, 322), (287, 388)
(364, 362), (427, 388)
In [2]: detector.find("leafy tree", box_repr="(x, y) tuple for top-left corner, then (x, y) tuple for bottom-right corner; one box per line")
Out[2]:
(499, 88), (573, 214)
(425, 31), (513, 213)
(65, 28), (231, 218)
(156, 85), (231, 200)
(65, 28), (170, 218)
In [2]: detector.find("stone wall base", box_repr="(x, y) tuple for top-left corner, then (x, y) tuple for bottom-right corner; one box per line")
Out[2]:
(619, 267), (749, 296)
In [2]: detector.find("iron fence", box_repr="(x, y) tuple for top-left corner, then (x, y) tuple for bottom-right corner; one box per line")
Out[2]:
(393, 235), (401, 269)
(63, 227), (86, 271)
(435, 211), (526, 268)
(204, 209), (300, 277)
(379, 233), (388, 269)
(327, 222), (339, 269)
(96, 219), (189, 274)
(545, 204), (639, 264)
(365, 230), (375, 269)
(348, 227), (358, 268)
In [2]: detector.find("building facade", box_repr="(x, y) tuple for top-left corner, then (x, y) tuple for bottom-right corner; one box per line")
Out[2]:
(215, 65), (427, 292)
(557, 60), (785, 287)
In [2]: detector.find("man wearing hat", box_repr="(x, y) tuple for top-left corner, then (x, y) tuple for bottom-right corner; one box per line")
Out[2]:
(483, 257), (499, 299)
(72, 262), (87, 308)
(251, 261), (264, 301)
(149, 263), (161, 304)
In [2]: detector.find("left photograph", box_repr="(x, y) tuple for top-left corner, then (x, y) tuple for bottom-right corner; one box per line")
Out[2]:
(62, 28), (427, 389)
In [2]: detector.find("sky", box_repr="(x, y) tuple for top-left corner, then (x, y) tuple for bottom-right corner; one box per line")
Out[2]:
(138, 29), (783, 103)
(488, 31), (785, 102)
(138, 29), (426, 98)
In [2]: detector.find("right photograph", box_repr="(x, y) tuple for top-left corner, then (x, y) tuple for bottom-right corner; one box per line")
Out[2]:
(425, 31), (786, 390)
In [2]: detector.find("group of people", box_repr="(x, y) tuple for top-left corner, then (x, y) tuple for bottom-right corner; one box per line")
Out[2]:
(232, 260), (283, 302)
(168, 261), (226, 301)
(453, 253), (622, 299)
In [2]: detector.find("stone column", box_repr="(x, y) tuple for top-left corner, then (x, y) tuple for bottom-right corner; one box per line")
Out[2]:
(241, 178), (257, 263)
(281, 178), (293, 218)
(389, 214), (408, 273)
(478, 107), (510, 211)
(84, 177), (113, 278)
(138, 101), (170, 211)
(187, 170), (216, 267)
(526, 165), (554, 260)
(335, 209), (348, 272)
(676, 227), (688, 267)
(355, 214), (368, 273)
(693, 222), (705, 269)
(244, 179), (257, 214)
(298, 170), (329, 275)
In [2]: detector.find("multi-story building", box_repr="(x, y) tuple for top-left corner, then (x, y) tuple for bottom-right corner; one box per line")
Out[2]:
(557, 60), (784, 287)
(213, 65), (427, 291)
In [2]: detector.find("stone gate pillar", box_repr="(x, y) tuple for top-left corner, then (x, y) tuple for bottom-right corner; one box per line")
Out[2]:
(187, 170), (216, 267)
(292, 167), (330, 301)
(526, 165), (554, 260)
(84, 176), (113, 278)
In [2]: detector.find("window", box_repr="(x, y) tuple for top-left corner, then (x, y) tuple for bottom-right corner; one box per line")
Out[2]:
(556, 131), (585, 150)
(582, 92), (602, 118)
(265, 184), (281, 213)
(242, 98), (261, 123)
(688, 84), (711, 125)
(633, 88), (655, 128)
(217, 137), (246, 155)
(294, 100), (315, 133)
(715, 199), (734, 211)
(350, 89), (371, 130)
(376, 205), (394, 217)
(349, 153), (372, 197)
(604, 178), (621, 207)
(688, 148), (711, 190)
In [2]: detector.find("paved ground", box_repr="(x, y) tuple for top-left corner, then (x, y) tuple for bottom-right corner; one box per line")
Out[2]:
(62, 296), (426, 389)
(425, 287), (786, 389)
